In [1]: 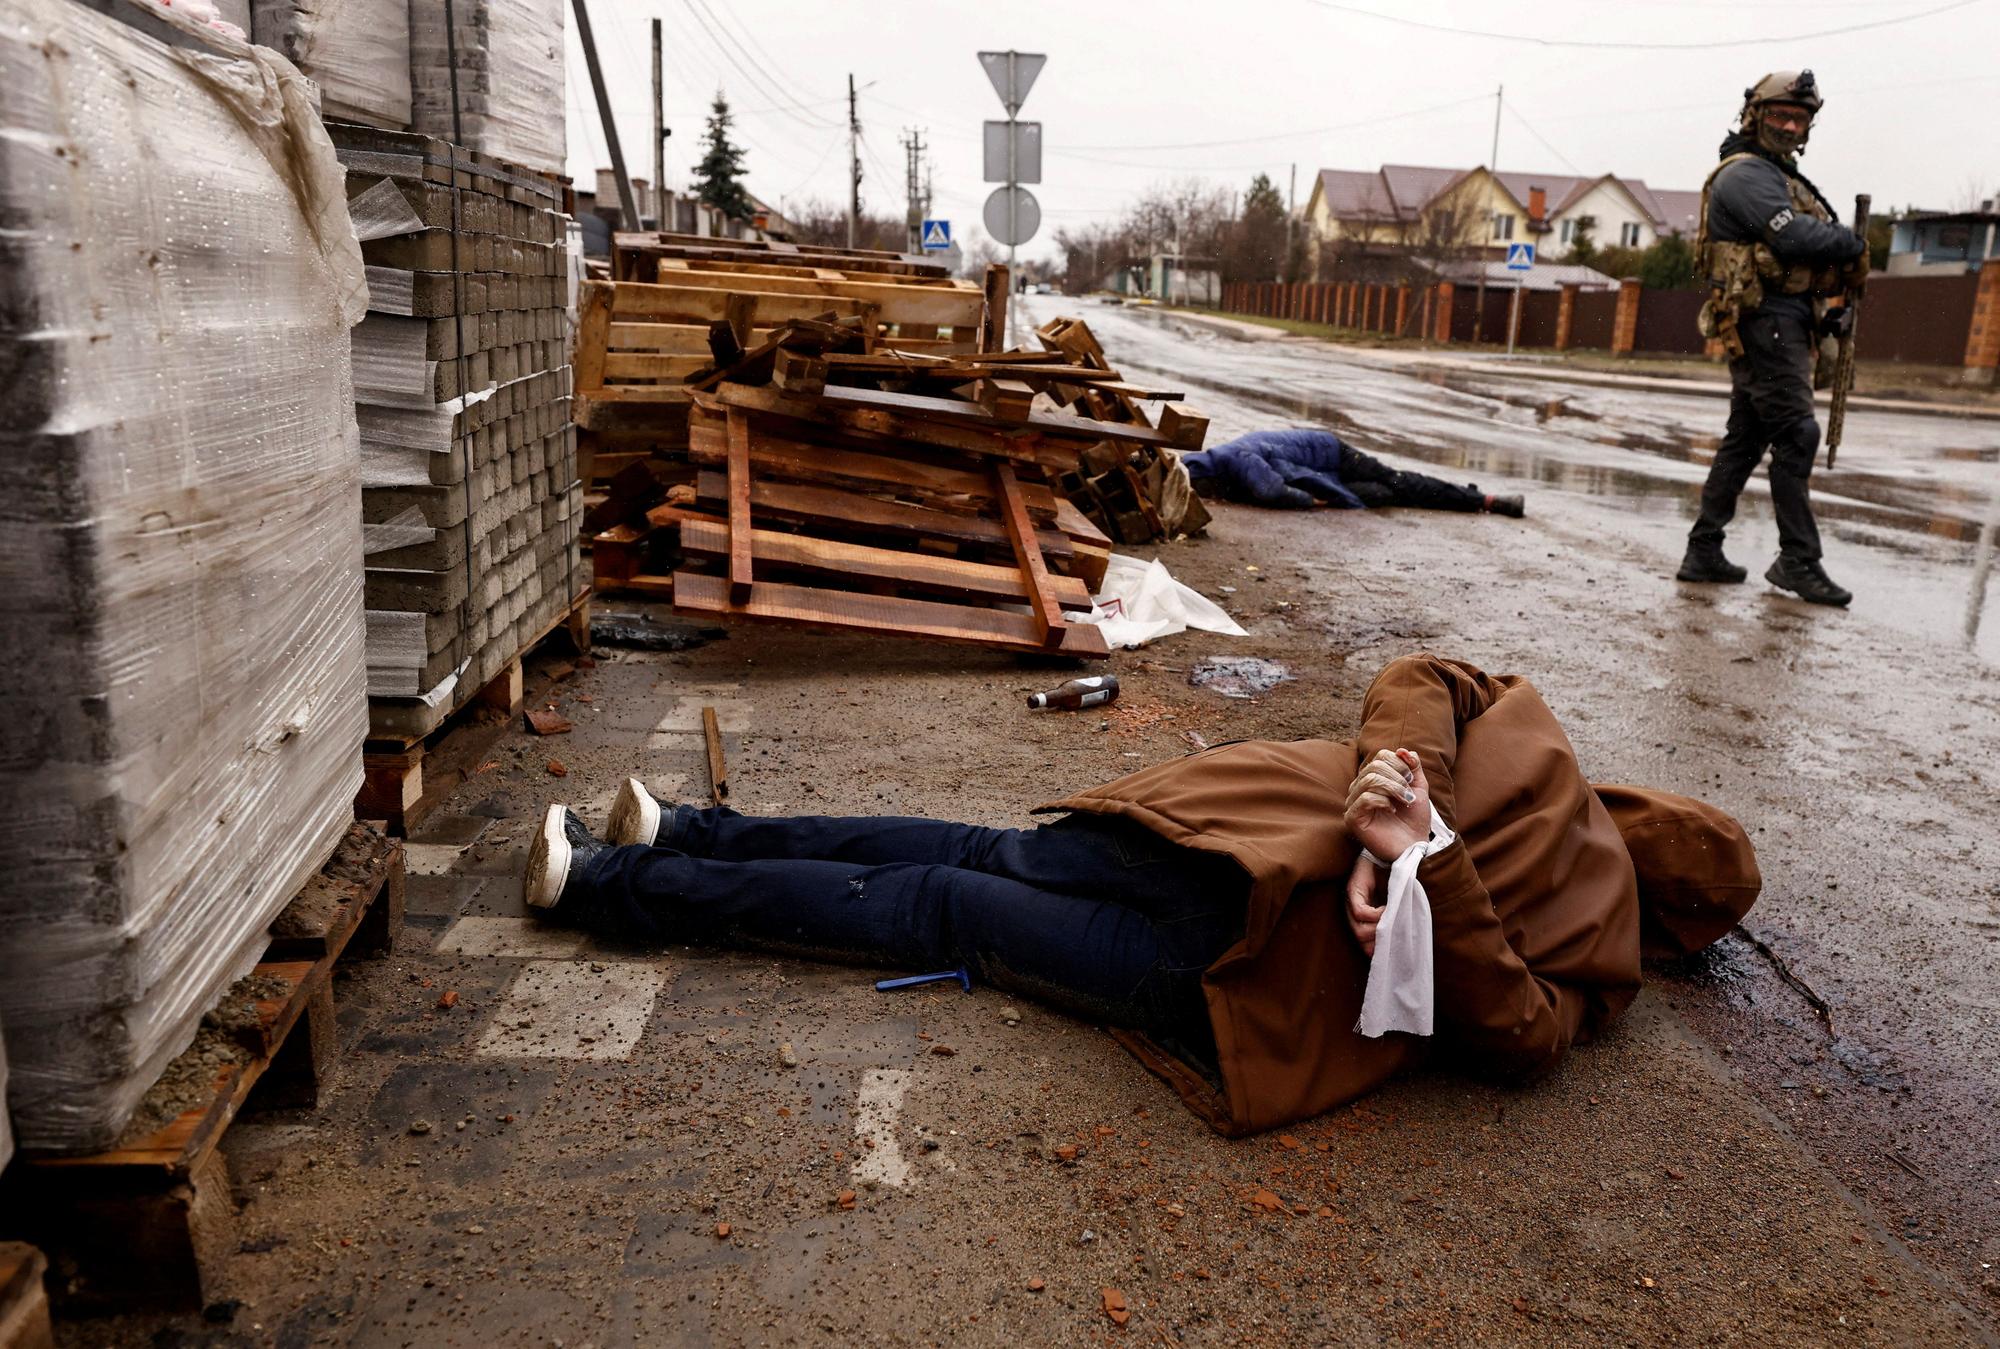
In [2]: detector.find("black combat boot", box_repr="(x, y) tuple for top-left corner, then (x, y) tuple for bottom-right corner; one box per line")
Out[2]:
(1483, 494), (1526, 518)
(525, 805), (611, 910)
(1764, 556), (1852, 607)
(1676, 542), (1748, 584)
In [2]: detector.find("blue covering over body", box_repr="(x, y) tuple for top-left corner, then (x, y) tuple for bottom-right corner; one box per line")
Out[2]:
(1181, 429), (1367, 510)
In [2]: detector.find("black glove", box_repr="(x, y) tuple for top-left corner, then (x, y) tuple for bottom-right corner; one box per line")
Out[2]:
(1819, 306), (1855, 341)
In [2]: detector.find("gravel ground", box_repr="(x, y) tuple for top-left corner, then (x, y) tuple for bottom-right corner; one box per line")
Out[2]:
(67, 487), (1995, 1347)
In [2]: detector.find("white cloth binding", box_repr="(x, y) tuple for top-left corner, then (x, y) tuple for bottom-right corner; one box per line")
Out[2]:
(1356, 804), (1457, 1039)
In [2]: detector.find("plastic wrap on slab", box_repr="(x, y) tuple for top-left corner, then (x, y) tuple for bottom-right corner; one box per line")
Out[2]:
(0, 0), (369, 1154)
(408, 0), (565, 175)
(251, 0), (411, 129)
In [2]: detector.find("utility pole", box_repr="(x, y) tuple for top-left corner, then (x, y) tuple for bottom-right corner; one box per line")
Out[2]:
(847, 74), (861, 249)
(571, 0), (640, 231)
(901, 128), (927, 253)
(1472, 84), (1501, 343)
(650, 18), (664, 231)
(1287, 162), (1297, 283)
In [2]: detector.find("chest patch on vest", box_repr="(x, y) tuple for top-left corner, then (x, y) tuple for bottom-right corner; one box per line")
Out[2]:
(1768, 207), (1795, 232)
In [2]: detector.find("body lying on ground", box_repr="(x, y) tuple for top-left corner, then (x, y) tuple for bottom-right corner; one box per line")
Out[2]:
(524, 655), (1758, 1135)
(1183, 428), (1525, 517)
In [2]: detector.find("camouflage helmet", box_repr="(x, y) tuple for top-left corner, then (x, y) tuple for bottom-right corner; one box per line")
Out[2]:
(1741, 70), (1823, 121)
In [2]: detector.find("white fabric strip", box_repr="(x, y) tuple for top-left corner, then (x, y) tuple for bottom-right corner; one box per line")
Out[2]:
(1356, 804), (1457, 1039)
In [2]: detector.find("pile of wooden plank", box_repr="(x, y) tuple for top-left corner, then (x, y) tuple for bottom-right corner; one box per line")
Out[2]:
(1031, 316), (1212, 544)
(582, 269), (1213, 656)
(575, 231), (982, 495)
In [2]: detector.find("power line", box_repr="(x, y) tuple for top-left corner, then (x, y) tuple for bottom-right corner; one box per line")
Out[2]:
(1505, 104), (1585, 178)
(681, 0), (842, 130)
(1298, 0), (1985, 48)
(1059, 93), (1493, 151)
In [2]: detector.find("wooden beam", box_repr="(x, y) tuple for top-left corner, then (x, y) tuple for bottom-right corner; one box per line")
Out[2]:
(817, 383), (1183, 448)
(702, 706), (729, 804)
(677, 517), (1092, 609)
(1156, 402), (1210, 450)
(685, 406), (1060, 519)
(691, 470), (1074, 561)
(980, 263), (1009, 354)
(671, 573), (1110, 657)
(704, 383), (1079, 470)
(609, 281), (868, 326)
(993, 461), (1068, 645)
(725, 409), (754, 604)
(574, 282), (614, 394)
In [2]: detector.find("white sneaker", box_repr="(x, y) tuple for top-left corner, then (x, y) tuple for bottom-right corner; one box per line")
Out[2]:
(525, 803), (575, 909)
(607, 777), (664, 847)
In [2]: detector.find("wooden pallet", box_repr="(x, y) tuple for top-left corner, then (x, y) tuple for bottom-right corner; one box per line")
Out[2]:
(651, 396), (1111, 657)
(2, 824), (404, 1313)
(611, 230), (952, 283)
(359, 585), (592, 833)
(0, 1246), (52, 1349)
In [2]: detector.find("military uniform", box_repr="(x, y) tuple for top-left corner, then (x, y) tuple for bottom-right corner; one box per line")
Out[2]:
(1680, 71), (1866, 605)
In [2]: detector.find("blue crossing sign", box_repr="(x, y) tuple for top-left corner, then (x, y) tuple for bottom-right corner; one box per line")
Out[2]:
(921, 219), (952, 251)
(1506, 242), (1536, 271)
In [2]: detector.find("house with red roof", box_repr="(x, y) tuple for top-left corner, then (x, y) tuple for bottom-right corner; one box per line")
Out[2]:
(1303, 163), (1700, 278)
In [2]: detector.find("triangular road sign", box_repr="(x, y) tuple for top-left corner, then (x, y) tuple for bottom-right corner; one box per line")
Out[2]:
(922, 220), (950, 248)
(978, 50), (1046, 114)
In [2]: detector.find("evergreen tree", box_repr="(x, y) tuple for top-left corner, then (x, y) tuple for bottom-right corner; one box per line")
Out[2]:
(1230, 173), (1288, 283)
(691, 91), (753, 220)
(1637, 232), (1698, 290)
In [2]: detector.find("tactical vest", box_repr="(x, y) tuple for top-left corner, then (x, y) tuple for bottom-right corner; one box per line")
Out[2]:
(1696, 152), (1838, 354)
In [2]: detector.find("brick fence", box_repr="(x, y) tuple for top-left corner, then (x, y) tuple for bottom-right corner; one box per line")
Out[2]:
(1214, 259), (2000, 381)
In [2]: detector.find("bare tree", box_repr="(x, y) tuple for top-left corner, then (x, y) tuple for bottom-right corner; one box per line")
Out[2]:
(1394, 178), (1485, 284)
(1954, 175), (1994, 212)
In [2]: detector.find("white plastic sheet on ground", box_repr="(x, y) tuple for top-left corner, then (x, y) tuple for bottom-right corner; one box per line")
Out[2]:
(1077, 555), (1248, 650)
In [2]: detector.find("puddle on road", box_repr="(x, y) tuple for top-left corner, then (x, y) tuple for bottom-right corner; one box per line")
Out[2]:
(1189, 656), (1294, 699)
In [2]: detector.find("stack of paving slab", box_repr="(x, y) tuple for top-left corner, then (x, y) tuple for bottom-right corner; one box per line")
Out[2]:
(252, 0), (412, 128)
(328, 123), (581, 729)
(0, 0), (368, 1152)
(409, 0), (565, 176)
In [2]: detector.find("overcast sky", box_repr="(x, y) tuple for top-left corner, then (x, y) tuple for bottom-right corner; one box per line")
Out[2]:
(564, 0), (2000, 259)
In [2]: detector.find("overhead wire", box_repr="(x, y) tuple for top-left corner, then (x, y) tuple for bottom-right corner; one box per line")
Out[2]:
(683, 0), (842, 129)
(1297, 0), (1985, 49)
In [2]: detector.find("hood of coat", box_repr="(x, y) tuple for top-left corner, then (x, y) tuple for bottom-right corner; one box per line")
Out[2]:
(1590, 784), (1762, 959)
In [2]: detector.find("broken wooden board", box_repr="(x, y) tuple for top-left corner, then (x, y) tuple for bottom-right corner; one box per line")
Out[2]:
(671, 573), (1109, 658)
(675, 516), (1092, 610)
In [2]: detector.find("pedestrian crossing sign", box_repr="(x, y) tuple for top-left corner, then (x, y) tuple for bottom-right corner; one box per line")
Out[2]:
(1506, 242), (1536, 271)
(921, 219), (952, 251)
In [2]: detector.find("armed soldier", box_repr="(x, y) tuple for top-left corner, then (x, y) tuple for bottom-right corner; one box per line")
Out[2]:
(1677, 70), (1868, 606)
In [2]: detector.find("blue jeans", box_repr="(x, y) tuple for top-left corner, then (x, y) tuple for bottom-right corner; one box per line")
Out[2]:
(569, 808), (1248, 1065)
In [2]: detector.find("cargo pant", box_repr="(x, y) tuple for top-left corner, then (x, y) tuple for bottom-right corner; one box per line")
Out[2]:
(1688, 306), (1824, 562)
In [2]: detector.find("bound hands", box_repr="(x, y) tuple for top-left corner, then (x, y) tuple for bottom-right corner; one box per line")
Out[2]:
(1343, 748), (1430, 956)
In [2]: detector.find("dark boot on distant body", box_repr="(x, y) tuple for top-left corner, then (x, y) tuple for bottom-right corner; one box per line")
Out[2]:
(1483, 493), (1526, 518)
(1765, 555), (1852, 607)
(525, 805), (611, 910)
(1677, 541), (1748, 584)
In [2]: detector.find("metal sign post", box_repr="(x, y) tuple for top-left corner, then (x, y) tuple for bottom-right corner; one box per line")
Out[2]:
(1504, 242), (1535, 356)
(977, 50), (1045, 348)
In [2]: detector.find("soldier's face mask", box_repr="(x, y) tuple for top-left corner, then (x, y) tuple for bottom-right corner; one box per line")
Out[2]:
(1757, 104), (1812, 156)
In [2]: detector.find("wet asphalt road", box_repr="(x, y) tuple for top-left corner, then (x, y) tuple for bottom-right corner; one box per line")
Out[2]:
(1034, 296), (2000, 663)
(1024, 292), (2000, 1320)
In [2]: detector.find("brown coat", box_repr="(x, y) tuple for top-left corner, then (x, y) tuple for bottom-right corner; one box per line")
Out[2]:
(1040, 655), (1760, 1136)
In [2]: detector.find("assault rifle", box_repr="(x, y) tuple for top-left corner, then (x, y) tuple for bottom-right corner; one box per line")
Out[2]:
(1825, 192), (1870, 469)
